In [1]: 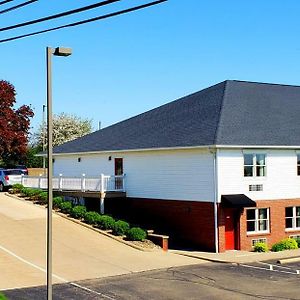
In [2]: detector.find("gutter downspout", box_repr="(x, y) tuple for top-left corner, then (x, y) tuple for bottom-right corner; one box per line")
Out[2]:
(211, 148), (219, 253)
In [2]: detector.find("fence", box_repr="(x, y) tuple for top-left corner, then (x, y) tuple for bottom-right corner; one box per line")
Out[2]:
(21, 174), (126, 192)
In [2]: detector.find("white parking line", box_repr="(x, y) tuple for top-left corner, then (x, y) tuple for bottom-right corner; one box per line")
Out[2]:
(0, 244), (115, 299)
(239, 263), (299, 275)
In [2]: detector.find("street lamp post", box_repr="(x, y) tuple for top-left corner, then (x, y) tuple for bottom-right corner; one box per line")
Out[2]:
(46, 46), (72, 300)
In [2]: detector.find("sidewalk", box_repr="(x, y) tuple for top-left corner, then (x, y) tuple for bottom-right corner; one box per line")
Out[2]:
(170, 248), (300, 264)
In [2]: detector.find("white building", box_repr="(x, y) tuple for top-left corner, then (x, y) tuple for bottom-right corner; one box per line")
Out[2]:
(53, 80), (300, 252)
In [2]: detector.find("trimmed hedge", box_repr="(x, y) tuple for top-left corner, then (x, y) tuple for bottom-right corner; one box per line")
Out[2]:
(271, 238), (298, 252)
(59, 201), (73, 214)
(84, 211), (101, 225)
(53, 196), (64, 209)
(295, 238), (300, 248)
(11, 183), (24, 193)
(97, 215), (115, 230)
(113, 220), (130, 236)
(71, 205), (87, 219)
(0, 292), (7, 300)
(253, 242), (268, 252)
(126, 227), (147, 241)
(37, 191), (48, 203)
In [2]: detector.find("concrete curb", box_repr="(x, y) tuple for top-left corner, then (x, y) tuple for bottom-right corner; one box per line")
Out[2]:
(4, 192), (158, 253)
(170, 251), (230, 264)
(277, 256), (300, 264)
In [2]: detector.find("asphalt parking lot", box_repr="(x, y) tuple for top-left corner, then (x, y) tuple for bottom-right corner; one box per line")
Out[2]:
(4, 261), (300, 300)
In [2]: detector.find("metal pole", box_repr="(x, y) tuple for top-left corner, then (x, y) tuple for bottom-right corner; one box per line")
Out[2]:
(42, 104), (46, 175)
(46, 46), (53, 300)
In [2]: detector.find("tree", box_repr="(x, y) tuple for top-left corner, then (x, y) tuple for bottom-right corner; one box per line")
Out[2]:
(0, 80), (34, 166)
(36, 112), (92, 147)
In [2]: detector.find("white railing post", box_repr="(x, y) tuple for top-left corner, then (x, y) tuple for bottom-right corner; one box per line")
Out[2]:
(81, 174), (86, 192)
(38, 174), (42, 189)
(100, 173), (104, 192)
(21, 174), (24, 186)
(122, 174), (126, 192)
(59, 174), (63, 191)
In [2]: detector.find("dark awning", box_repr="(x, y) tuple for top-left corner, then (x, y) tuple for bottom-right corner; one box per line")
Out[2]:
(221, 194), (256, 208)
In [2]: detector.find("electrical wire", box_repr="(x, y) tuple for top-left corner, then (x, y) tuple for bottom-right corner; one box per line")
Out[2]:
(0, 0), (13, 6)
(0, 0), (167, 43)
(0, 0), (120, 32)
(0, 0), (38, 14)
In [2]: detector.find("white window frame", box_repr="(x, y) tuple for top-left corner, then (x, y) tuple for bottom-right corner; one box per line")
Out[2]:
(285, 206), (300, 231)
(243, 153), (266, 178)
(246, 208), (270, 234)
(297, 154), (300, 176)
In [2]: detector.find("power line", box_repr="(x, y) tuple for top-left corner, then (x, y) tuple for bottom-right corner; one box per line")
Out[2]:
(0, 0), (119, 32)
(0, 0), (13, 5)
(0, 0), (167, 44)
(0, 0), (37, 14)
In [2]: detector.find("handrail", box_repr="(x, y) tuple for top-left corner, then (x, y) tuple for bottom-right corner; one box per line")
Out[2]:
(21, 174), (126, 192)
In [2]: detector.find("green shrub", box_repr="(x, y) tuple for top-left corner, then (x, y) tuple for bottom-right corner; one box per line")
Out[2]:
(126, 227), (147, 241)
(0, 292), (7, 300)
(37, 191), (48, 204)
(53, 196), (64, 209)
(271, 238), (298, 252)
(84, 211), (101, 225)
(295, 238), (300, 248)
(97, 215), (115, 230)
(253, 242), (268, 252)
(59, 201), (73, 214)
(22, 188), (39, 198)
(112, 220), (130, 236)
(71, 205), (87, 219)
(11, 183), (24, 193)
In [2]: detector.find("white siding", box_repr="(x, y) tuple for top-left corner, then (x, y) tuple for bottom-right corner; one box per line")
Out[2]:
(217, 149), (300, 201)
(53, 149), (215, 202)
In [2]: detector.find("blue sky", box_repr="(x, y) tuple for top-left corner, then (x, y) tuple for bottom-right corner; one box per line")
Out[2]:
(1, 0), (300, 135)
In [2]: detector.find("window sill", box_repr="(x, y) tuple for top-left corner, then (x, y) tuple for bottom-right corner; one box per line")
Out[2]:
(285, 228), (300, 232)
(247, 231), (270, 236)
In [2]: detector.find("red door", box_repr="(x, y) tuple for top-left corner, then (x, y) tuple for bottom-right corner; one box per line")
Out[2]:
(225, 209), (236, 250)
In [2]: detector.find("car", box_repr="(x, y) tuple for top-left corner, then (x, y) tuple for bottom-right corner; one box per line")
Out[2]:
(0, 169), (24, 192)
(13, 165), (28, 175)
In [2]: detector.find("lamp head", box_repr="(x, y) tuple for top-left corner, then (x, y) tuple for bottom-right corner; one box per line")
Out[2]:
(53, 47), (72, 57)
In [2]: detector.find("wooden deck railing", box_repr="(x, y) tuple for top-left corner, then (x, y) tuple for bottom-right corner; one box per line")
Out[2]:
(21, 174), (126, 193)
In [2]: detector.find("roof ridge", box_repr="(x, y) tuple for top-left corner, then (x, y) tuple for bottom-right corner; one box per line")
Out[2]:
(213, 80), (228, 144)
(228, 79), (300, 88)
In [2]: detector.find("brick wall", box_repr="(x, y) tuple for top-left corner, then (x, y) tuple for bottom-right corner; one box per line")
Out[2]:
(106, 197), (216, 251)
(240, 198), (300, 251)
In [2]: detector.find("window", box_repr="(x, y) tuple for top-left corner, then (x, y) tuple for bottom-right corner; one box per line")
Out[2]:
(244, 154), (266, 177)
(297, 154), (300, 176)
(247, 208), (269, 233)
(285, 207), (300, 230)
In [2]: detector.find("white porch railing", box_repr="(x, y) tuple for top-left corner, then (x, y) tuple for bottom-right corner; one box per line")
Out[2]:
(21, 174), (126, 192)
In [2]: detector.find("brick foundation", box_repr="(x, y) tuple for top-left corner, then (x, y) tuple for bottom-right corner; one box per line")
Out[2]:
(105, 197), (216, 251)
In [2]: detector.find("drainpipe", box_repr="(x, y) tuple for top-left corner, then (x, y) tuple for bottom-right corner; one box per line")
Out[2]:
(210, 147), (219, 253)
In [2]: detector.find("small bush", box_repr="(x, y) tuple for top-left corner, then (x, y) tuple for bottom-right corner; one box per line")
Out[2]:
(37, 191), (48, 204)
(71, 205), (87, 219)
(59, 201), (73, 214)
(11, 183), (24, 193)
(253, 242), (268, 252)
(126, 227), (147, 241)
(53, 196), (64, 209)
(22, 188), (40, 198)
(98, 215), (115, 230)
(294, 238), (300, 248)
(112, 220), (130, 236)
(84, 211), (101, 225)
(0, 292), (7, 300)
(271, 238), (298, 252)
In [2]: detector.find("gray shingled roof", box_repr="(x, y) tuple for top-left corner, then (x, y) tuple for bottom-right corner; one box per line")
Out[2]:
(53, 80), (300, 154)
